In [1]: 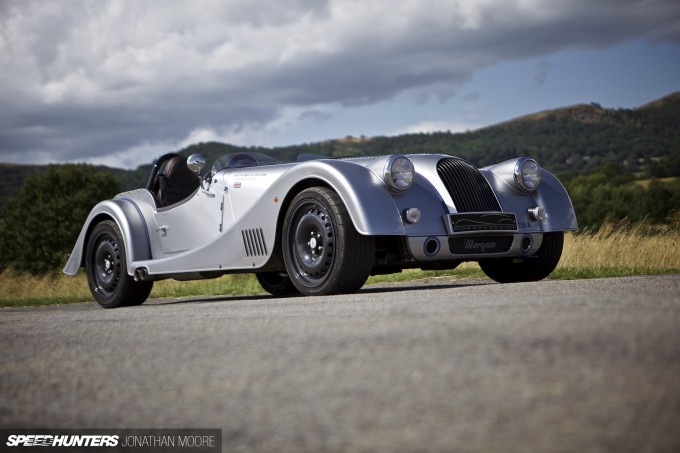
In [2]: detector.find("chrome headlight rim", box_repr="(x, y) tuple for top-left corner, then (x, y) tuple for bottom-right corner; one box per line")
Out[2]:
(383, 154), (415, 191)
(514, 157), (541, 192)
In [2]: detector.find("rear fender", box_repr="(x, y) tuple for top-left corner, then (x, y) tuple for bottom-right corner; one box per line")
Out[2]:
(63, 199), (152, 276)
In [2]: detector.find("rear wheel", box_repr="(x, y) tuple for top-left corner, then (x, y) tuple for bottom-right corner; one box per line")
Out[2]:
(85, 220), (153, 308)
(282, 187), (375, 295)
(479, 232), (564, 283)
(255, 272), (298, 296)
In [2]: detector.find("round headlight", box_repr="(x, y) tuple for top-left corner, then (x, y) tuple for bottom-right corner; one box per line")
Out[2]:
(384, 155), (415, 191)
(514, 158), (541, 192)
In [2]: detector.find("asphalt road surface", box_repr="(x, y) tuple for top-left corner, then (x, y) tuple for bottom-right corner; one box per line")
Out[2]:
(1, 275), (679, 452)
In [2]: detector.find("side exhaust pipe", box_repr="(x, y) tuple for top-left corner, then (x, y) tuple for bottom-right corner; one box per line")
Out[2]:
(134, 268), (148, 281)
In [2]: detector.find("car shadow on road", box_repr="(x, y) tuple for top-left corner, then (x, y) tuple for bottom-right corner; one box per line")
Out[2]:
(358, 281), (491, 295)
(144, 279), (492, 307)
(145, 293), (284, 306)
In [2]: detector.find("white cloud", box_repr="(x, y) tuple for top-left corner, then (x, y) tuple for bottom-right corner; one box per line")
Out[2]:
(393, 120), (483, 135)
(1, 0), (678, 167)
(77, 107), (309, 168)
(80, 140), (173, 169)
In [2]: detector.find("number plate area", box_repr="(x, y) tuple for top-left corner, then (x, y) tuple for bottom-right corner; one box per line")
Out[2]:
(448, 213), (518, 233)
(449, 236), (514, 254)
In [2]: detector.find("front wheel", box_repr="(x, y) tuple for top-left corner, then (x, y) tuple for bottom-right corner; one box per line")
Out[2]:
(282, 187), (375, 295)
(479, 232), (564, 283)
(85, 220), (153, 308)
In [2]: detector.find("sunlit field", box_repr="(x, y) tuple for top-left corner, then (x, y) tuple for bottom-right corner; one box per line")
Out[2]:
(554, 222), (680, 278)
(2, 224), (679, 308)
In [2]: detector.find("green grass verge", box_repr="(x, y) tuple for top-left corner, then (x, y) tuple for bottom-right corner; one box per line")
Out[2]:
(366, 266), (486, 284)
(549, 266), (680, 280)
(0, 295), (91, 308)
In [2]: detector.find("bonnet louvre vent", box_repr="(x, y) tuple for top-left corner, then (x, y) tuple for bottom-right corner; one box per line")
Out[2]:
(242, 228), (268, 257)
(436, 158), (501, 212)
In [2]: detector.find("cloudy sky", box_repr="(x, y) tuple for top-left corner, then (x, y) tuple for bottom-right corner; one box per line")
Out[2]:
(1, 0), (679, 169)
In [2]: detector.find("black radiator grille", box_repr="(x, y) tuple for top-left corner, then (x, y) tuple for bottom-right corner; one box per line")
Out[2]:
(436, 158), (501, 212)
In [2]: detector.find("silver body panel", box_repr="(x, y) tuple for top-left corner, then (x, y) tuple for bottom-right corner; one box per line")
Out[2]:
(64, 153), (577, 279)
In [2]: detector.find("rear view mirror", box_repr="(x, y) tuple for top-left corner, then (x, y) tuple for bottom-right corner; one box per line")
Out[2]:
(187, 154), (206, 174)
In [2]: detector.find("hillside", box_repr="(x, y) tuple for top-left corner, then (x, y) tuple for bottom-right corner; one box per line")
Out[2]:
(1, 92), (679, 207)
(175, 91), (680, 177)
(275, 91), (680, 172)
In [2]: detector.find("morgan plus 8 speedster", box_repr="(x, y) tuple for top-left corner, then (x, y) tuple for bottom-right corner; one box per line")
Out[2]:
(64, 152), (577, 308)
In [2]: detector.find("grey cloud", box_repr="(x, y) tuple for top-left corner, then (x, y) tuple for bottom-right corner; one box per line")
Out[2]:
(461, 92), (480, 102)
(298, 110), (333, 123)
(1, 0), (679, 167)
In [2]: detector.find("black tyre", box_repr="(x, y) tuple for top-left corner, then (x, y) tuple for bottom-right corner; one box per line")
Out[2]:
(255, 272), (299, 296)
(479, 232), (564, 283)
(282, 187), (375, 295)
(85, 220), (153, 308)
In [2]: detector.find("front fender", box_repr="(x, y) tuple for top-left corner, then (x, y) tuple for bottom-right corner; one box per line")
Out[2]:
(483, 159), (578, 232)
(270, 160), (407, 235)
(63, 199), (152, 276)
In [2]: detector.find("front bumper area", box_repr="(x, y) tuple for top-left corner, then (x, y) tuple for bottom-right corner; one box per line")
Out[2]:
(407, 233), (545, 261)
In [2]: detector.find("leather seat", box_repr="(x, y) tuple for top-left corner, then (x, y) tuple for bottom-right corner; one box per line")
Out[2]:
(156, 155), (200, 207)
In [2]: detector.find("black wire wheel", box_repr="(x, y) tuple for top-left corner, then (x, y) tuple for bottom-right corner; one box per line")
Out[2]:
(85, 220), (153, 308)
(282, 187), (375, 295)
(479, 231), (564, 283)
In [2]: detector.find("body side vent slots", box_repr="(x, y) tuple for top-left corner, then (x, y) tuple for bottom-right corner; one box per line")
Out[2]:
(241, 228), (268, 257)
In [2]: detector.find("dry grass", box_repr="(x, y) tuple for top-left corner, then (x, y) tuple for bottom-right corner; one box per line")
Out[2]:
(0, 270), (266, 307)
(0, 268), (91, 306)
(1, 224), (679, 307)
(634, 177), (677, 188)
(558, 223), (680, 275)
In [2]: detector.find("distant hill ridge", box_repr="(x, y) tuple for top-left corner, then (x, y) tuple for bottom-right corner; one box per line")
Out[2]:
(1, 91), (679, 208)
(500, 92), (680, 126)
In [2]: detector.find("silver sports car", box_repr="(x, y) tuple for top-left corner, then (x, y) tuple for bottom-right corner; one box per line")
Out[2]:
(64, 152), (577, 308)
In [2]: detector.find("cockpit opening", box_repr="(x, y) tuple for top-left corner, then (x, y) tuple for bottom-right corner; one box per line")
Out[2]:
(146, 153), (200, 209)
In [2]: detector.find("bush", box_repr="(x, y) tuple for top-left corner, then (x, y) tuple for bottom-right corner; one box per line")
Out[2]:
(0, 165), (121, 274)
(564, 165), (680, 230)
